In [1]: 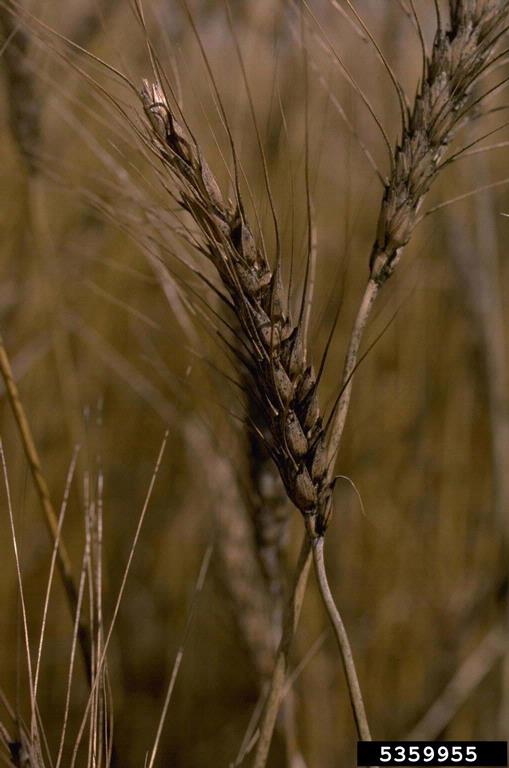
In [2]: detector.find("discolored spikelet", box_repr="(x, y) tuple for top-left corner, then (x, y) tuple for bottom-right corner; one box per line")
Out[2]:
(141, 80), (331, 535)
(369, 0), (509, 285)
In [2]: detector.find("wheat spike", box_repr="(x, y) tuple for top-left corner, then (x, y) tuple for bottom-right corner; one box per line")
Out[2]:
(141, 80), (331, 537)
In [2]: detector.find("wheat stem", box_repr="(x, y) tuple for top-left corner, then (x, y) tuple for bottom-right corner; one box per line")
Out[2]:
(312, 536), (371, 741)
(252, 534), (312, 768)
(327, 278), (379, 481)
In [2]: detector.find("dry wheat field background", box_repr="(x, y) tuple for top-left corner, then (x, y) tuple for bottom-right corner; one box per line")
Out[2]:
(1, 1), (509, 766)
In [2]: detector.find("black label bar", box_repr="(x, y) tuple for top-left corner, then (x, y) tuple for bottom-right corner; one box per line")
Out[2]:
(357, 741), (508, 767)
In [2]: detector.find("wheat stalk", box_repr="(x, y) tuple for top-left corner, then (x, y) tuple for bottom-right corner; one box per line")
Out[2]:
(137, 74), (368, 764)
(255, 1), (509, 762)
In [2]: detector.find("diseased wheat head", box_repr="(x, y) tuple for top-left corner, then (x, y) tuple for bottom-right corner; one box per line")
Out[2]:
(141, 80), (331, 538)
